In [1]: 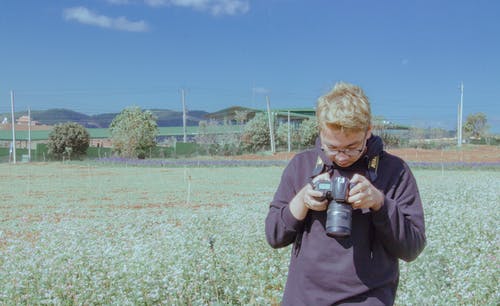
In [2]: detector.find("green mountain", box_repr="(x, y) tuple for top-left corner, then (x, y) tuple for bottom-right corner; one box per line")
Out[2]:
(2, 108), (209, 128)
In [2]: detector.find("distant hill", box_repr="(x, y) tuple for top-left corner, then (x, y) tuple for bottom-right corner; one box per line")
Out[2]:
(2, 108), (209, 128)
(30, 109), (89, 126)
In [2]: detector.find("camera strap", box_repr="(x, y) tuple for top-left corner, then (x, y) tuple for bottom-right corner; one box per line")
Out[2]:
(311, 155), (328, 178)
(311, 134), (382, 182)
(367, 155), (379, 182)
(311, 153), (380, 183)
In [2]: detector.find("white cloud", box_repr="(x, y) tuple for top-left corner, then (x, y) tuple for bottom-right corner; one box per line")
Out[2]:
(109, 0), (249, 16)
(63, 6), (149, 32)
(105, 0), (250, 15)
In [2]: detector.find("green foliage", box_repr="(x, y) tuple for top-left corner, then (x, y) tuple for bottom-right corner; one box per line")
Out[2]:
(409, 127), (452, 141)
(276, 122), (300, 148)
(372, 116), (410, 147)
(47, 122), (90, 160)
(464, 112), (488, 139)
(195, 120), (218, 146)
(109, 107), (159, 158)
(371, 115), (388, 136)
(298, 117), (318, 147)
(380, 133), (402, 148)
(469, 135), (500, 145)
(195, 120), (242, 156)
(86, 146), (113, 159)
(241, 113), (277, 152)
(234, 110), (250, 125)
(407, 127), (456, 149)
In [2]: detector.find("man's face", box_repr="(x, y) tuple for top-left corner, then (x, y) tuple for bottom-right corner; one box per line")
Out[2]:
(320, 127), (371, 167)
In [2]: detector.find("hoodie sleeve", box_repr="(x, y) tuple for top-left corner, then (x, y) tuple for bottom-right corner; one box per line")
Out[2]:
(371, 161), (426, 262)
(265, 158), (306, 249)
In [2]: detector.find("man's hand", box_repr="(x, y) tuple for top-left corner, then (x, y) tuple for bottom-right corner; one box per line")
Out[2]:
(348, 174), (384, 211)
(289, 173), (330, 220)
(304, 172), (330, 211)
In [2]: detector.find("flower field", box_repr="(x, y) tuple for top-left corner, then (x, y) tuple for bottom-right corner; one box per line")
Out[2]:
(0, 162), (498, 305)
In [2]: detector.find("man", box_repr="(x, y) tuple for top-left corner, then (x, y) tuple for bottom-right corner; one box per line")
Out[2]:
(265, 82), (426, 305)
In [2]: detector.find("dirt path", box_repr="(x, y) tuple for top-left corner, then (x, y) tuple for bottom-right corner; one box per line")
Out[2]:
(232, 145), (500, 163)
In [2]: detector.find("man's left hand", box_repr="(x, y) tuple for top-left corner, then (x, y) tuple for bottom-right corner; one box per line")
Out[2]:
(348, 174), (384, 211)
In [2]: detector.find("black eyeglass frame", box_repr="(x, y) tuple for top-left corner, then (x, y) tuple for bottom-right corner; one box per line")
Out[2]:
(321, 133), (368, 157)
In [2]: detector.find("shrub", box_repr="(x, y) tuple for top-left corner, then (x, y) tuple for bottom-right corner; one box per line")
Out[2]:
(276, 122), (300, 149)
(380, 133), (402, 148)
(47, 122), (90, 160)
(195, 120), (243, 156)
(241, 113), (277, 152)
(298, 117), (318, 147)
(109, 107), (158, 158)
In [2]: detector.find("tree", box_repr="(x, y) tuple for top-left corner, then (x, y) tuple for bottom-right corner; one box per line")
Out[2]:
(372, 115), (388, 136)
(195, 120), (218, 149)
(110, 107), (158, 158)
(241, 113), (277, 152)
(276, 122), (300, 149)
(216, 129), (242, 156)
(47, 122), (90, 160)
(195, 120), (242, 155)
(298, 117), (318, 147)
(464, 112), (488, 139)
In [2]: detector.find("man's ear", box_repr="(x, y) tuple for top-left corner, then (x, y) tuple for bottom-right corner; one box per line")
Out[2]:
(366, 126), (372, 140)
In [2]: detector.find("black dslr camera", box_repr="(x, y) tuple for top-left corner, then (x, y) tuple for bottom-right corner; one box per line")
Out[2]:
(312, 176), (352, 238)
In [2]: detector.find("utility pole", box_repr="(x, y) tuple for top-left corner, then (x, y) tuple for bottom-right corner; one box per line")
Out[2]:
(266, 96), (276, 153)
(10, 90), (16, 163)
(181, 88), (187, 143)
(287, 110), (291, 152)
(457, 103), (460, 146)
(457, 82), (464, 147)
(28, 107), (32, 161)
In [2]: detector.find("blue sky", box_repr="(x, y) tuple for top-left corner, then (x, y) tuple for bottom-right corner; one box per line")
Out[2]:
(1, 0), (499, 132)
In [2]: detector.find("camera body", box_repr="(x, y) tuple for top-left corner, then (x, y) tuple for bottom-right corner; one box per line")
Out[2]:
(312, 176), (352, 238)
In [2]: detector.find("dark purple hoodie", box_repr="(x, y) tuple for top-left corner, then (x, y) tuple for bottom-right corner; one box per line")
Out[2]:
(265, 135), (426, 305)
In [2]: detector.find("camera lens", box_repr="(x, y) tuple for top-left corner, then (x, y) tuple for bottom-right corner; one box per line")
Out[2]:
(325, 201), (352, 237)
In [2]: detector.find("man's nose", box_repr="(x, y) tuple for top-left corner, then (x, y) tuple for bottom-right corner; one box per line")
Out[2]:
(335, 153), (350, 162)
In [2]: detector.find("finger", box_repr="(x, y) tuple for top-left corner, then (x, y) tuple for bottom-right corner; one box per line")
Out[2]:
(349, 182), (365, 196)
(349, 173), (364, 184)
(351, 189), (379, 210)
(305, 198), (328, 211)
(303, 194), (315, 207)
(311, 172), (330, 184)
(348, 193), (363, 204)
(308, 189), (325, 198)
(348, 175), (364, 194)
(309, 202), (328, 211)
(351, 201), (361, 209)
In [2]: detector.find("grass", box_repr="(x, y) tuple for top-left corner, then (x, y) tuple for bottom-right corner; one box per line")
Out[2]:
(0, 163), (498, 305)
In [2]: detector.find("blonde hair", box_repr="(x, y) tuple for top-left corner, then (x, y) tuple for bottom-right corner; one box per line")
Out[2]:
(316, 82), (372, 133)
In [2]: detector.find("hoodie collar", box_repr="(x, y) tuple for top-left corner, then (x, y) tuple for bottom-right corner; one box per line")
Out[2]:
(312, 134), (384, 181)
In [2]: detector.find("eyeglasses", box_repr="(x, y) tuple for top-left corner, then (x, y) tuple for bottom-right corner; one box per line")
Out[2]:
(321, 138), (367, 157)
(322, 146), (364, 157)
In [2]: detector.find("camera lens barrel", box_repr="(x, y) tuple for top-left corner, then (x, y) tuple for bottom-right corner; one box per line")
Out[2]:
(325, 201), (352, 238)
(312, 176), (353, 238)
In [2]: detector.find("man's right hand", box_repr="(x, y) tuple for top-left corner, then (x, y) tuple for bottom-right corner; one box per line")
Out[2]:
(289, 172), (330, 220)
